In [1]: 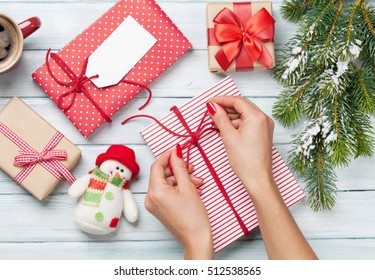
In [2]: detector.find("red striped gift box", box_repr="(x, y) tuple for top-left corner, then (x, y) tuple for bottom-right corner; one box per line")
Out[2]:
(140, 77), (305, 252)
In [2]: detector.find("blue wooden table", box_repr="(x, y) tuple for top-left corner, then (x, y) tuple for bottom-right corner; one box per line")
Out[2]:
(0, 0), (374, 260)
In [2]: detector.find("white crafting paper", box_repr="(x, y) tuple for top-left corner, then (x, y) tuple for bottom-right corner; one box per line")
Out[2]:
(86, 16), (157, 88)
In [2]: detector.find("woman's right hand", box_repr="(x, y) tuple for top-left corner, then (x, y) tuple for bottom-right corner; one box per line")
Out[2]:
(206, 96), (275, 195)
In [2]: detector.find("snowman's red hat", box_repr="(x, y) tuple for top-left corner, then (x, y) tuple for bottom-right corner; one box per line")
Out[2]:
(96, 145), (140, 180)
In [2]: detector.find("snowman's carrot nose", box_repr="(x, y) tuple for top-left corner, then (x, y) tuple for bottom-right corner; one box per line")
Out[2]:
(115, 172), (121, 178)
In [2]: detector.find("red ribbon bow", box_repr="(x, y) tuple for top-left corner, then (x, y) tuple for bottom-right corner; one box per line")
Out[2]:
(45, 49), (153, 123)
(14, 150), (67, 166)
(213, 7), (275, 71)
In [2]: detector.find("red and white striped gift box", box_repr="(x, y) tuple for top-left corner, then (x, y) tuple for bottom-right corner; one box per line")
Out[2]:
(140, 77), (305, 252)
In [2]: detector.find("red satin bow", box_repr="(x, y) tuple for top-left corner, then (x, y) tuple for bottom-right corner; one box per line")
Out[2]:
(213, 7), (275, 71)
(14, 150), (67, 166)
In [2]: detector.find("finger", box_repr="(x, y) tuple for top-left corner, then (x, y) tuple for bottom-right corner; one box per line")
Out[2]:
(191, 176), (204, 187)
(228, 113), (241, 120)
(223, 107), (238, 114)
(231, 119), (242, 129)
(209, 96), (260, 120)
(166, 176), (177, 186)
(166, 174), (203, 187)
(170, 144), (193, 188)
(206, 101), (237, 144)
(165, 163), (194, 177)
(149, 150), (172, 190)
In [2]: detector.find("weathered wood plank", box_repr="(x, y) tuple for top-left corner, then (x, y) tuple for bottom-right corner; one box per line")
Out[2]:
(0, 192), (374, 244)
(0, 239), (375, 260)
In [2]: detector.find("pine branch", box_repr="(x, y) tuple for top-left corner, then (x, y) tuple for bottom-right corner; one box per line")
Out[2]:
(273, 67), (323, 126)
(281, 0), (315, 22)
(281, 0), (337, 22)
(323, 0), (343, 49)
(290, 130), (337, 211)
(350, 62), (375, 114)
(333, 95), (341, 142)
(347, 1), (361, 41)
(305, 138), (337, 211)
(350, 110), (375, 158)
(361, 3), (375, 37)
(275, 0), (375, 211)
(275, 0), (341, 85)
(359, 4), (375, 68)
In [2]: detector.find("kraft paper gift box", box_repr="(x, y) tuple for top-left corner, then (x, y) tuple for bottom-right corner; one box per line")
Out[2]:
(32, 0), (192, 137)
(207, 2), (276, 72)
(128, 77), (305, 252)
(0, 97), (81, 200)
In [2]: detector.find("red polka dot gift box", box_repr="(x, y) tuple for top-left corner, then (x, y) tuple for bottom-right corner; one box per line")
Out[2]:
(32, 0), (192, 137)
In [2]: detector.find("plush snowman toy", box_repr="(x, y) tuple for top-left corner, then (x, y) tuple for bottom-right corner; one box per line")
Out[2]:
(69, 145), (140, 235)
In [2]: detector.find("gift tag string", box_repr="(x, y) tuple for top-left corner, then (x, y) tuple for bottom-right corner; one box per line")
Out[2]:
(45, 49), (153, 123)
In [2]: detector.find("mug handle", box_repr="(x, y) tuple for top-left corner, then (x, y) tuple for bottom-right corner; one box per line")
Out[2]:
(18, 17), (41, 39)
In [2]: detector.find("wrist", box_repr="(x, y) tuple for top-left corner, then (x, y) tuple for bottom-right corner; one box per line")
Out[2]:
(182, 233), (214, 260)
(241, 172), (277, 197)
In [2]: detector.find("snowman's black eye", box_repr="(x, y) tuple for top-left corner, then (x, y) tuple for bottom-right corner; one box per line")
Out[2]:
(116, 167), (119, 170)
(120, 169), (124, 173)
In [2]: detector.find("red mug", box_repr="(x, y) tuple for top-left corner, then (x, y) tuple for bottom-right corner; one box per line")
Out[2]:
(0, 13), (41, 74)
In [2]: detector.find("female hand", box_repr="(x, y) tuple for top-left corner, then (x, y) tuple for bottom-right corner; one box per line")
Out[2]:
(207, 96), (317, 259)
(145, 145), (214, 259)
(207, 96), (275, 195)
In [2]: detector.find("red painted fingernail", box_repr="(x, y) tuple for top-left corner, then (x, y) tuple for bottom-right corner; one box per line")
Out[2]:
(206, 102), (217, 116)
(176, 144), (183, 158)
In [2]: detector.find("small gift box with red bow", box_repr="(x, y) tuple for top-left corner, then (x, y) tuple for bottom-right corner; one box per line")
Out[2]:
(123, 77), (305, 252)
(32, 0), (192, 137)
(0, 97), (81, 200)
(207, 2), (276, 72)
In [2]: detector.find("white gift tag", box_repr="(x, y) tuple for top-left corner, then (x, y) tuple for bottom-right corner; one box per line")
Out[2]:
(86, 16), (157, 88)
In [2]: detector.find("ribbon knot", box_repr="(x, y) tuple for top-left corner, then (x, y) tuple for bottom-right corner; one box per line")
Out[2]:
(0, 122), (76, 185)
(213, 7), (275, 71)
(188, 132), (199, 145)
(45, 49), (153, 124)
(14, 150), (68, 166)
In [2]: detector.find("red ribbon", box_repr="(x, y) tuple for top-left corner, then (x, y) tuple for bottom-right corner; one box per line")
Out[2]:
(45, 49), (153, 123)
(213, 7), (275, 71)
(122, 107), (250, 236)
(0, 122), (76, 185)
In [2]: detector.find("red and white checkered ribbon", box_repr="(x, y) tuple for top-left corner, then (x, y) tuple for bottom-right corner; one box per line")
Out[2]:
(0, 122), (76, 185)
(14, 150), (67, 166)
